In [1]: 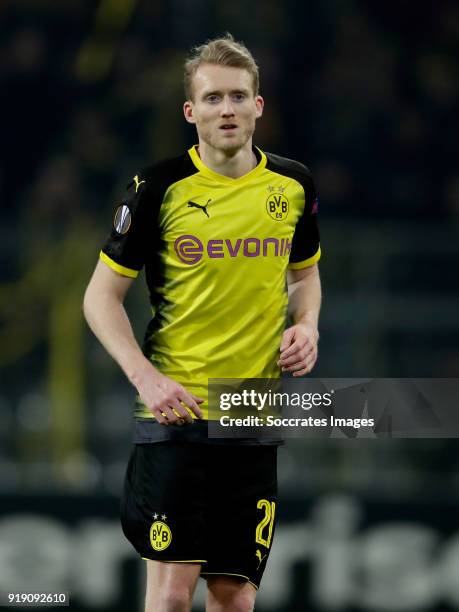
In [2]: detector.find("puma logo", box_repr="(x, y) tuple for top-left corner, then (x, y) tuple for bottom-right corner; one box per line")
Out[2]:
(256, 549), (267, 569)
(188, 199), (211, 218)
(133, 175), (146, 193)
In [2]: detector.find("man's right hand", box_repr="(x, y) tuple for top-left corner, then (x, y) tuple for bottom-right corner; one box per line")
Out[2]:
(134, 363), (204, 425)
(83, 261), (203, 425)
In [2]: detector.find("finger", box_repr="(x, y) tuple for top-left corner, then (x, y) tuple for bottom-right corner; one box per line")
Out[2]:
(167, 399), (193, 424)
(151, 407), (169, 425)
(182, 393), (204, 419)
(279, 337), (309, 361)
(279, 327), (295, 353)
(191, 394), (205, 404)
(292, 366), (310, 377)
(292, 356), (317, 377)
(179, 392), (200, 413)
(279, 341), (315, 366)
(279, 345), (313, 367)
(282, 361), (307, 373)
(190, 404), (203, 419)
(171, 414), (186, 426)
(171, 403), (193, 424)
(160, 405), (178, 423)
(279, 354), (301, 368)
(284, 350), (317, 372)
(279, 342), (301, 363)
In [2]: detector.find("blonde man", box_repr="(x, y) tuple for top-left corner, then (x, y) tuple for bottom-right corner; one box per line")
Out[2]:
(84, 33), (321, 612)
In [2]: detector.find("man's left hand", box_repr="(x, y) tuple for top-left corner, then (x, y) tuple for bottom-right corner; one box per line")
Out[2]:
(278, 322), (319, 377)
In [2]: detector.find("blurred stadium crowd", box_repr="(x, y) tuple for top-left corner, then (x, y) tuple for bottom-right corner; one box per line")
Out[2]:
(1, 0), (459, 502)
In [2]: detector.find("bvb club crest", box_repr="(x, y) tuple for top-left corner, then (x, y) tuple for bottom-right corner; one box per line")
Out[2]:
(266, 187), (289, 221)
(150, 520), (172, 551)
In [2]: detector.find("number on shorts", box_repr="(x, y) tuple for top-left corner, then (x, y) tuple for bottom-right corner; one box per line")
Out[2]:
(255, 499), (276, 548)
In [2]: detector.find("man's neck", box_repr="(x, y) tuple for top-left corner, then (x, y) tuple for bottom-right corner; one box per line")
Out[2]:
(197, 140), (257, 179)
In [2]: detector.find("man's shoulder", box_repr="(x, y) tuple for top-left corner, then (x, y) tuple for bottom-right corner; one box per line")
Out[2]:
(264, 150), (314, 187)
(137, 151), (197, 188)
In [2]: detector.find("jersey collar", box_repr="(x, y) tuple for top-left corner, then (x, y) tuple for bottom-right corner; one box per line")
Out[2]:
(188, 144), (267, 185)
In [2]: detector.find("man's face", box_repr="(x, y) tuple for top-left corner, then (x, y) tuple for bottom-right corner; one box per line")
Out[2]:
(184, 63), (264, 153)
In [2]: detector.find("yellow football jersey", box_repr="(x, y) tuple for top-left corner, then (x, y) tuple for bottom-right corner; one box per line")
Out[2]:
(101, 145), (320, 424)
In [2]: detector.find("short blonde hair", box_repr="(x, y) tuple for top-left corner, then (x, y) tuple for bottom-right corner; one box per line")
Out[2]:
(184, 33), (259, 100)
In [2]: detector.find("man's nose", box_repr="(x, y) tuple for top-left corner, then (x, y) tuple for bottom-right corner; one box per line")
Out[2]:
(220, 96), (235, 116)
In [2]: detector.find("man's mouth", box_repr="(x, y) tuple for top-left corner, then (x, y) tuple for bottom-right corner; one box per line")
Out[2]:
(220, 124), (238, 130)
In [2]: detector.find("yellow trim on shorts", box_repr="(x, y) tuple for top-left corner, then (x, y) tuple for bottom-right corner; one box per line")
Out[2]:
(288, 245), (321, 270)
(142, 557), (206, 563)
(99, 250), (139, 278)
(201, 571), (258, 590)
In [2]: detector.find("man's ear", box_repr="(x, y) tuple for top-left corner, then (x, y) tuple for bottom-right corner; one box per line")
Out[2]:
(255, 95), (264, 119)
(183, 100), (196, 124)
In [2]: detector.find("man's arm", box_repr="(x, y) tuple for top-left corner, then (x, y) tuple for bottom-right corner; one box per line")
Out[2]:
(83, 260), (203, 424)
(278, 263), (322, 376)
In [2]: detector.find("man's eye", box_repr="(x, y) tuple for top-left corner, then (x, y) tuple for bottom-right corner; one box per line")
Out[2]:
(207, 95), (220, 103)
(233, 94), (246, 102)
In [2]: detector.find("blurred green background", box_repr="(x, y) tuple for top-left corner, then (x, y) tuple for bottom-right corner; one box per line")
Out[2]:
(1, 1), (459, 610)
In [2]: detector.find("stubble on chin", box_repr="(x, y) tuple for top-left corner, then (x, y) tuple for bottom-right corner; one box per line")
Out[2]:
(201, 125), (254, 154)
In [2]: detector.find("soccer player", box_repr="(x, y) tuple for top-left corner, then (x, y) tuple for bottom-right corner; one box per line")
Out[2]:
(83, 34), (321, 612)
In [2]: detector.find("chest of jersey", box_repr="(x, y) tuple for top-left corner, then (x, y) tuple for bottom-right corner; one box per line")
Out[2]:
(157, 169), (305, 271)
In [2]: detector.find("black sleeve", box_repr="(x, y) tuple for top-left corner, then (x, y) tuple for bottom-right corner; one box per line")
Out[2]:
(100, 170), (152, 277)
(288, 172), (321, 269)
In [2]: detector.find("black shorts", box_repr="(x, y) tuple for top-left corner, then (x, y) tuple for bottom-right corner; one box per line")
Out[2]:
(120, 442), (278, 589)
